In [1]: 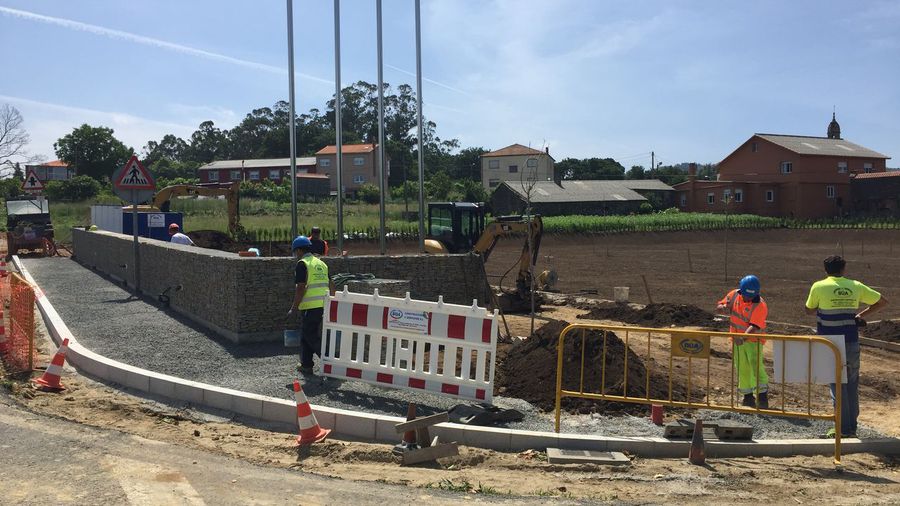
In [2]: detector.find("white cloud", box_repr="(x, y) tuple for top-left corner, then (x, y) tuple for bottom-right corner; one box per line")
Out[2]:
(0, 95), (196, 160)
(0, 5), (332, 85)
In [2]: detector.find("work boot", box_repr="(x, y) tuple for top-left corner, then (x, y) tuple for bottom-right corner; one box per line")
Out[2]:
(757, 392), (769, 409)
(741, 393), (755, 407)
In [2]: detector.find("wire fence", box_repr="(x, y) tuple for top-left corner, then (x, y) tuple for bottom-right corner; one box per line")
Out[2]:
(0, 271), (36, 374)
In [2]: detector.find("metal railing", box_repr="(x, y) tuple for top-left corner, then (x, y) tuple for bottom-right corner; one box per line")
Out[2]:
(554, 323), (844, 465)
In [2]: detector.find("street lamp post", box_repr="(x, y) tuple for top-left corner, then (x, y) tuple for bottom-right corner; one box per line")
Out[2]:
(286, 0), (298, 239)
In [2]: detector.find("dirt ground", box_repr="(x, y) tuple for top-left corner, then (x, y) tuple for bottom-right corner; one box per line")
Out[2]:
(4, 361), (900, 504)
(346, 228), (900, 325)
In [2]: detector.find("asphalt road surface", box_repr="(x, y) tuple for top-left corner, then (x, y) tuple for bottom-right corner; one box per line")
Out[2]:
(0, 398), (559, 505)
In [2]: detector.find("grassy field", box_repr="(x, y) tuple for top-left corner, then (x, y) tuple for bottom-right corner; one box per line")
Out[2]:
(2, 196), (898, 246)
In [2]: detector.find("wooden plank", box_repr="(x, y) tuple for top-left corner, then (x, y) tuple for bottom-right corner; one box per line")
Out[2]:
(394, 412), (449, 434)
(401, 443), (459, 466)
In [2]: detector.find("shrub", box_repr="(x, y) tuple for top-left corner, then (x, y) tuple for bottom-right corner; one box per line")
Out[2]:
(43, 175), (102, 201)
(356, 184), (381, 204)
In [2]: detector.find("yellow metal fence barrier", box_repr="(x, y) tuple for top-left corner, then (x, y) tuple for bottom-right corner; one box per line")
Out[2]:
(554, 323), (844, 465)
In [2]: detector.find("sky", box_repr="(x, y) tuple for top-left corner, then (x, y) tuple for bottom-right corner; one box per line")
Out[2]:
(2, 0), (899, 170)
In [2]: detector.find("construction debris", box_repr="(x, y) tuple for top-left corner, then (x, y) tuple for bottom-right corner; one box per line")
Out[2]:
(546, 448), (630, 466)
(448, 403), (524, 426)
(393, 411), (459, 466)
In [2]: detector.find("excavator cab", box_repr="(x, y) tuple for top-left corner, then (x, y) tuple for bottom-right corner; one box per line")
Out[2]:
(425, 202), (486, 254)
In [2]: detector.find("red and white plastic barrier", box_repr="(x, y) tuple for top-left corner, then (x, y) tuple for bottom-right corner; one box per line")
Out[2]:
(321, 288), (499, 403)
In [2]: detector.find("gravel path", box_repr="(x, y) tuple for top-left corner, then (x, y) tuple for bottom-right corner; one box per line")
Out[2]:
(23, 257), (880, 439)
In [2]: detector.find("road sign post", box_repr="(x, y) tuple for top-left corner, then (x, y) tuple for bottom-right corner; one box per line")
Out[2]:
(112, 155), (156, 294)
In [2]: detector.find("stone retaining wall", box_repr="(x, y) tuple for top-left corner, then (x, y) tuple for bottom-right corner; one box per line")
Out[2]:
(72, 229), (490, 343)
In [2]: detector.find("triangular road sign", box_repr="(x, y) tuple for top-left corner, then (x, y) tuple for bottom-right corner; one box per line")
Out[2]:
(114, 155), (155, 190)
(22, 169), (44, 192)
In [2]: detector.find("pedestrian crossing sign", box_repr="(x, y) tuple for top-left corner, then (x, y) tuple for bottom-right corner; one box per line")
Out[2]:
(114, 155), (155, 190)
(22, 169), (44, 192)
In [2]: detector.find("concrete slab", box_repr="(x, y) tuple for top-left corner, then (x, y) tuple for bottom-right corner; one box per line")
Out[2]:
(261, 398), (297, 426)
(547, 448), (631, 465)
(509, 429), (559, 452)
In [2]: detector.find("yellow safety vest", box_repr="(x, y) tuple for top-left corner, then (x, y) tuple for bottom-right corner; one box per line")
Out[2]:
(298, 254), (329, 310)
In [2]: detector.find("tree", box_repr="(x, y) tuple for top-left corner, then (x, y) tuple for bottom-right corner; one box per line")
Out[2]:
(186, 121), (230, 163)
(356, 183), (380, 204)
(426, 170), (453, 200)
(142, 134), (189, 166)
(0, 104), (38, 174)
(54, 124), (133, 181)
(557, 157), (625, 180)
(13, 162), (24, 180)
(626, 165), (646, 180)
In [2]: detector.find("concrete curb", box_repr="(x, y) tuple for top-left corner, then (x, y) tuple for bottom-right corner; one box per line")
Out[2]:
(15, 256), (900, 458)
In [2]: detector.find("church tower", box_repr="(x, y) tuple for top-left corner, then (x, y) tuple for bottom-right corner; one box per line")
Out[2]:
(827, 112), (841, 139)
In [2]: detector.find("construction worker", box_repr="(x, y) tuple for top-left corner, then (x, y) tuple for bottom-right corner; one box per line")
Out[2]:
(287, 236), (332, 375)
(805, 255), (888, 437)
(716, 275), (770, 408)
(168, 223), (194, 246)
(309, 226), (329, 256)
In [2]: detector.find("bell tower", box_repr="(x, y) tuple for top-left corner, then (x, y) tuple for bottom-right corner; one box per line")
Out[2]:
(827, 111), (841, 139)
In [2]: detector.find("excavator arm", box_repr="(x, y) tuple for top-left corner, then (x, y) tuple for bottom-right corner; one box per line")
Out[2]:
(473, 215), (545, 309)
(152, 182), (241, 236)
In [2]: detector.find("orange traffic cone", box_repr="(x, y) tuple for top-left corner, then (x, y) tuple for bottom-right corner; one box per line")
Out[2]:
(294, 379), (330, 445)
(393, 402), (419, 454)
(33, 338), (69, 391)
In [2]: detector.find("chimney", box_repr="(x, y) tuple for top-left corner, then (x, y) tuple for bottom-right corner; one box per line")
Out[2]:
(545, 146), (549, 155)
(688, 163), (697, 180)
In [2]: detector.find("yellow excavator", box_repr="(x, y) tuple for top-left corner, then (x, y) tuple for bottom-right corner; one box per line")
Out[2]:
(131, 182), (242, 237)
(424, 202), (555, 312)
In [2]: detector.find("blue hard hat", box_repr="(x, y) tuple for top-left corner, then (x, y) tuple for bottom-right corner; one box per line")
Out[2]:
(739, 275), (760, 297)
(291, 235), (312, 250)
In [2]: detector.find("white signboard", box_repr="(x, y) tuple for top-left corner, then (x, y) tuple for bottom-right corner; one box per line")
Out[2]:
(147, 213), (165, 228)
(773, 334), (847, 385)
(386, 308), (430, 335)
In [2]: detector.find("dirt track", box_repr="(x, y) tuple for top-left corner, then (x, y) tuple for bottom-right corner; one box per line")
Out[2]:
(348, 229), (900, 325)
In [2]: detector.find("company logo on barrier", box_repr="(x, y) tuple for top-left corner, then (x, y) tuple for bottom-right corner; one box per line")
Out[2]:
(679, 339), (705, 355)
(390, 309), (404, 319)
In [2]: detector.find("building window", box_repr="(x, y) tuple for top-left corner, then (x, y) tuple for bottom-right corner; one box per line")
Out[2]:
(864, 163), (873, 173)
(509, 165), (518, 173)
(735, 189), (743, 203)
(489, 179), (500, 188)
(766, 190), (775, 202)
(208, 171), (219, 182)
(837, 161), (848, 173)
(488, 160), (499, 169)
(826, 185), (835, 199)
(707, 193), (715, 205)
(780, 161), (792, 174)
(268, 169), (281, 179)
(723, 189), (732, 202)
(319, 158), (331, 167)
(680, 194), (687, 207)
(248, 170), (260, 181)
(353, 156), (365, 166)
(751, 142), (758, 153)
(353, 174), (366, 184)
(527, 158), (538, 167)
(230, 170), (241, 181)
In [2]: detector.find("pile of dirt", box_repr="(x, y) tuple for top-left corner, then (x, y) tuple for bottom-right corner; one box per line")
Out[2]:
(496, 319), (694, 414)
(188, 230), (241, 252)
(576, 302), (727, 330)
(863, 320), (900, 343)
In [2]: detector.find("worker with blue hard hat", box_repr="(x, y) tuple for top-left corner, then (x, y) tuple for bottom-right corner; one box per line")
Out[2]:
(287, 235), (332, 375)
(716, 274), (770, 409)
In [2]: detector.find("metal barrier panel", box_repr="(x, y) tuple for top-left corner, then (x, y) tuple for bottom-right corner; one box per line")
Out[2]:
(321, 288), (499, 403)
(3, 273), (35, 374)
(553, 324), (844, 465)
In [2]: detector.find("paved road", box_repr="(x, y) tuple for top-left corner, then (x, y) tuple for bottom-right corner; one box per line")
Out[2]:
(0, 398), (556, 505)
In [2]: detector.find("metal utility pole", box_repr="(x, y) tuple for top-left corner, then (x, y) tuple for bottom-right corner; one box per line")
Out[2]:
(415, 0), (426, 252)
(376, 0), (387, 255)
(334, 0), (344, 252)
(286, 0), (298, 238)
(651, 151), (654, 178)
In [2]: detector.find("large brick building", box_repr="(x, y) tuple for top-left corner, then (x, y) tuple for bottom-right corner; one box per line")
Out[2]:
(674, 115), (890, 219)
(198, 158), (316, 183)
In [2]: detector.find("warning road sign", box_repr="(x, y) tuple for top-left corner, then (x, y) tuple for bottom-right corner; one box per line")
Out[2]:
(22, 169), (44, 192)
(114, 155), (155, 190)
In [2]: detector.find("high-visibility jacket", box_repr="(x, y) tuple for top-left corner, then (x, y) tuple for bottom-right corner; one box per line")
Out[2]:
(805, 276), (880, 343)
(718, 288), (768, 343)
(298, 253), (329, 310)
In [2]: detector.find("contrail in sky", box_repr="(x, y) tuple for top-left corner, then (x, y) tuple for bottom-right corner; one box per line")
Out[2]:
(0, 5), (333, 85)
(386, 64), (470, 96)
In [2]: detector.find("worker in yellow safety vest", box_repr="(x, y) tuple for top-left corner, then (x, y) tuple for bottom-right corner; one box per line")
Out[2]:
(287, 235), (333, 375)
(716, 275), (770, 409)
